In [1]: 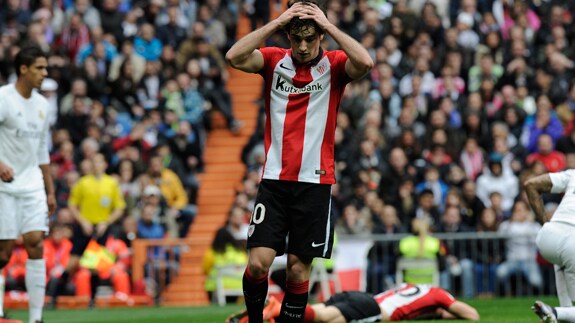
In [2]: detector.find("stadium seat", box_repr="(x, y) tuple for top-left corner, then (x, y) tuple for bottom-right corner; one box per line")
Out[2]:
(213, 264), (245, 306)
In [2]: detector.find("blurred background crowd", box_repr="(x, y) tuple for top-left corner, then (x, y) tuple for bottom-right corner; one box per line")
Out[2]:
(1, 0), (575, 304)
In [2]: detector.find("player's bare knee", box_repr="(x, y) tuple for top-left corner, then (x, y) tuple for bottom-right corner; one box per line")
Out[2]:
(247, 262), (269, 278)
(24, 237), (44, 259)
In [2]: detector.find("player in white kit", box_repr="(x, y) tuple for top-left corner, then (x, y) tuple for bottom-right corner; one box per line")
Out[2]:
(525, 170), (575, 323)
(0, 47), (55, 323)
(227, 283), (479, 322)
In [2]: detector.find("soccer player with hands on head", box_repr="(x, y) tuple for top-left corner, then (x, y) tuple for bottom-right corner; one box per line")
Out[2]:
(226, 0), (373, 322)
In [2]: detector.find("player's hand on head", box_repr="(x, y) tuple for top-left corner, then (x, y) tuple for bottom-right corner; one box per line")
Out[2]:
(0, 162), (14, 182)
(276, 2), (305, 27)
(298, 2), (331, 30)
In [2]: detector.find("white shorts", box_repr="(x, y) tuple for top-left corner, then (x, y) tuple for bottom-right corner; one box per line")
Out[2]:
(0, 190), (49, 239)
(537, 221), (575, 300)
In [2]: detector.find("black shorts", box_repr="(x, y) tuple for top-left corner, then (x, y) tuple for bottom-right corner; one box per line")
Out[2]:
(325, 291), (381, 323)
(246, 179), (334, 258)
(71, 223), (111, 256)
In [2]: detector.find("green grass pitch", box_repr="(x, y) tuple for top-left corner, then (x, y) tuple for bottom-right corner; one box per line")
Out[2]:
(6, 296), (556, 323)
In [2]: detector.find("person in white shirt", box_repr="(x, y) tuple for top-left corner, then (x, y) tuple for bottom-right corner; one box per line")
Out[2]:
(525, 170), (575, 323)
(0, 46), (55, 323)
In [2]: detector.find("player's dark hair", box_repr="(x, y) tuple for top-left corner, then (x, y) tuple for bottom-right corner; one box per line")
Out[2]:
(14, 46), (48, 76)
(285, 0), (326, 36)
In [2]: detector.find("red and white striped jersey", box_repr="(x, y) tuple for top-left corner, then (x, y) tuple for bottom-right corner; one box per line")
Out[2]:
(374, 284), (456, 321)
(258, 47), (351, 184)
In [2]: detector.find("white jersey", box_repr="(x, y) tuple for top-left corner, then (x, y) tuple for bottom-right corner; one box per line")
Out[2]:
(549, 170), (575, 225)
(0, 84), (50, 194)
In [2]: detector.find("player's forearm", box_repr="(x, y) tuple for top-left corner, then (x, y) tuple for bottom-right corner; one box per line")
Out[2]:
(525, 187), (547, 223)
(523, 174), (553, 223)
(324, 24), (373, 76)
(226, 20), (280, 66)
(39, 164), (55, 196)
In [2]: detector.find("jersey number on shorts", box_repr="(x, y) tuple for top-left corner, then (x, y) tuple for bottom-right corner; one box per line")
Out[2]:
(251, 203), (266, 224)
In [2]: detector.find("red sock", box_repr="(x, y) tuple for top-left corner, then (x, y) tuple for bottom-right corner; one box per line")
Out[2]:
(303, 305), (315, 323)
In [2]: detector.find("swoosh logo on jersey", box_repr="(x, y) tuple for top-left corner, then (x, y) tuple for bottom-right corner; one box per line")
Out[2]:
(311, 242), (325, 248)
(279, 63), (293, 71)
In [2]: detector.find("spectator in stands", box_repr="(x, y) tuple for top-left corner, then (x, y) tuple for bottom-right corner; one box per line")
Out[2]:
(496, 200), (543, 296)
(55, 12), (91, 61)
(410, 189), (441, 232)
(398, 218), (443, 284)
(521, 94), (564, 154)
(147, 154), (195, 238)
(475, 153), (519, 213)
(133, 23), (163, 62)
(474, 207), (504, 297)
(335, 203), (372, 237)
(108, 39), (146, 83)
(51, 153), (126, 308)
(366, 205), (404, 293)
(526, 134), (566, 173)
(437, 205), (475, 298)
(460, 180), (485, 228)
(45, 224), (74, 300)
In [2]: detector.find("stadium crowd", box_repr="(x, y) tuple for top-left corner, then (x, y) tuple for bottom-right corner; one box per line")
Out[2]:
(1, 0), (575, 305)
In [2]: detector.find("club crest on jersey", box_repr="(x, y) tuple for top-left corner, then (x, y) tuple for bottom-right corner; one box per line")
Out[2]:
(274, 75), (323, 94)
(38, 110), (45, 120)
(248, 225), (255, 237)
(316, 64), (326, 75)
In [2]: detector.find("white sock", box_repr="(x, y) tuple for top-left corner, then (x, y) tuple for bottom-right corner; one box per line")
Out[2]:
(0, 273), (5, 317)
(555, 265), (573, 307)
(26, 259), (46, 323)
(556, 307), (575, 322)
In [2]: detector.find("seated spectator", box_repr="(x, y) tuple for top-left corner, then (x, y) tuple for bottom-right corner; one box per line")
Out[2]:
(410, 189), (441, 231)
(475, 153), (519, 213)
(474, 208), (504, 297)
(335, 203), (372, 237)
(75, 236), (132, 301)
(526, 134), (566, 173)
(398, 219), (444, 284)
(520, 95), (563, 154)
(45, 224), (74, 299)
(366, 205), (405, 293)
(147, 155), (195, 238)
(437, 206), (475, 298)
(496, 200), (542, 296)
(416, 166), (449, 211)
(203, 215), (248, 303)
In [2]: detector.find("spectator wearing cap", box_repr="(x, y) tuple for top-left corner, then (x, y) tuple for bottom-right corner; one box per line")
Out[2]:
(40, 77), (59, 128)
(475, 153), (519, 213)
(456, 12), (479, 50)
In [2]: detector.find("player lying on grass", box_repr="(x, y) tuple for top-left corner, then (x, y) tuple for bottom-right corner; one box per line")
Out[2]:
(227, 283), (480, 322)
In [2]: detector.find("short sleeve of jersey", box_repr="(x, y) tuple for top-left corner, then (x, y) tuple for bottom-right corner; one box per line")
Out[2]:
(430, 287), (456, 309)
(259, 47), (288, 75)
(111, 178), (127, 210)
(550, 171), (570, 194)
(327, 50), (352, 85)
(68, 179), (84, 207)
